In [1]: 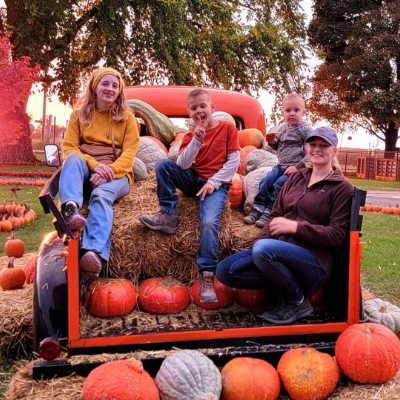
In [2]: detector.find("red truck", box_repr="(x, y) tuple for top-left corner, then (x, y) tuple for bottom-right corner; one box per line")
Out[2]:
(33, 86), (366, 378)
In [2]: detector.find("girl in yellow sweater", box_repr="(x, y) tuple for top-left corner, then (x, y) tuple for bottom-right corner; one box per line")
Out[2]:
(60, 68), (140, 278)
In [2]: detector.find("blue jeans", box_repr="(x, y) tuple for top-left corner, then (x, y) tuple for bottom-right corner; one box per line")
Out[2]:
(155, 158), (230, 272)
(253, 165), (288, 213)
(59, 153), (129, 261)
(216, 239), (326, 303)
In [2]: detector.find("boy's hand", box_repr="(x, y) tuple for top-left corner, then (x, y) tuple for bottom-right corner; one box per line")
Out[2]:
(284, 166), (298, 175)
(197, 182), (215, 201)
(269, 217), (298, 235)
(193, 116), (209, 143)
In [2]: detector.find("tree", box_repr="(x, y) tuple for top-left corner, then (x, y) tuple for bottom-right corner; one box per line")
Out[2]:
(0, 32), (40, 162)
(308, 0), (400, 152)
(1, 0), (309, 161)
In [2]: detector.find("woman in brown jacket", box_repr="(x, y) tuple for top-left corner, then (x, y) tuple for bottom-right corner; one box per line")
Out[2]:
(216, 127), (354, 324)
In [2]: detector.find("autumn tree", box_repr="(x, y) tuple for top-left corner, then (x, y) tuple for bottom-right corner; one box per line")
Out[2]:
(0, 32), (40, 162)
(308, 0), (400, 152)
(1, 0), (309, 162)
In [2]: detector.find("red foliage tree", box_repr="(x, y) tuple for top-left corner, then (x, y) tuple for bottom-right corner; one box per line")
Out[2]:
(0, 32), (40, 162)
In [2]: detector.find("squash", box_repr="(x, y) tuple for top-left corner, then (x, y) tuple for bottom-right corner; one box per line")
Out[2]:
(142, 135), (168, 155)
(237, 145), (257, 175)
(238, 128), (264, 149)
(83, 358), (159, 400)
(227, 173), (243, 209)
(128, 99), (176, 146)
(136, 136), (168, 171)
(221, 357), (280, 400)
(0, 257), (25, 290)
(235, 288), (268, 307)
(133, 157), (149, 182)
(188, 111), (236, 130)
(191, 278), (234, 310)
(4, 231), (25, 258)
(167, 140), (181, 163)
(138, 277), (190, 314)
(155, 350), (221, 400)
(244, 149), (278, 175)
(242, 166), (273, 214)
(363, 298), (400, 334)
(335, 322), (400, 384)
(277, 347), (339, 400)
(85, 279), (137, 317)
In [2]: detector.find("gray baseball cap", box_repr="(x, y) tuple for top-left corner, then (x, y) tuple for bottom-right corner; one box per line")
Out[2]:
(306, 127), (338, 147)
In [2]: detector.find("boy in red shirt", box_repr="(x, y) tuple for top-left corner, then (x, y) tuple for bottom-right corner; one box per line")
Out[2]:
(139, 89), (240, 302)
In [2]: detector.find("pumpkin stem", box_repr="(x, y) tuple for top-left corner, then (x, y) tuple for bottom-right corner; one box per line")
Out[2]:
(9, 231), (16, 240)
(379, 304), (388, 313)
(7, 257), (15, 269)
(362, 327), (372, 334)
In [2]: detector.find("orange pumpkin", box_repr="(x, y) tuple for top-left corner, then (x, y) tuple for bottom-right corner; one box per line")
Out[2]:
(359, 206), (366, 211)
(237, 145), (257, 175)
(385, 204), (394, 215)
(394, 204), (400, 215)
(235, 288), (268, 307)
(191, 278), (234, 310)
(170, 132), (187, 147)
(4, 231), (25, 258)
(221, 357), (280, 400)
(0, 257), (26, 290)
(335, 323), (400, 384)
(372, 205), (382, 213)
(365, 204), (373, 212)
(310, 285), (325, 306)
(24, 253), (38, 284)
(238, 128), (264, 149)
(0, 219), (13, 232)
(228, 173), (243, 209)
(277, 347), (340, 400)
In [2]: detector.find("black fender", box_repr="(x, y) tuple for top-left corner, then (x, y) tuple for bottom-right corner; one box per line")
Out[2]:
(33, 231), (68, 351)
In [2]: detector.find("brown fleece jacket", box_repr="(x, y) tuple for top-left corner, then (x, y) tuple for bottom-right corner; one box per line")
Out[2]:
(254, 167), (354, 277)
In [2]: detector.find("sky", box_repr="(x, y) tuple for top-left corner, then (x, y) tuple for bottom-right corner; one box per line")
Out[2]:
(25, 0), (388, 150)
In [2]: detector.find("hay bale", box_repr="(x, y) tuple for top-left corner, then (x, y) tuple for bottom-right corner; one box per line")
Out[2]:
(0, 285), (33, 361)
(109, 174), (234, 285)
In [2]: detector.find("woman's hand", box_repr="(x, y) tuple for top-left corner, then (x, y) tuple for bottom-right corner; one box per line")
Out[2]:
(90, 172), (107, 189)
(93, 163), (114, 182)
(197, 182), (215, 201)
(193, 116), (209, 143)
(269, 217), (298, 235)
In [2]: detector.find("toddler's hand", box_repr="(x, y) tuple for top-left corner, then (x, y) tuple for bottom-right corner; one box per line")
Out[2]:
(197, 182), (215, 201)
(265, 133), (276, 145)
(284, 165), (298, 175)
(194, 116), (209, 143)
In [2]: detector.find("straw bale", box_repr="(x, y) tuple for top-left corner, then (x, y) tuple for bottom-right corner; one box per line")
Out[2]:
(0, 285), (33, 361)
(108, 174), (234, 285)
(4, 358), (400, 399)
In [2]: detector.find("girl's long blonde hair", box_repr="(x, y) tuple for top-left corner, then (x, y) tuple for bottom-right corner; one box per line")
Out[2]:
(73, 69), (130, 126)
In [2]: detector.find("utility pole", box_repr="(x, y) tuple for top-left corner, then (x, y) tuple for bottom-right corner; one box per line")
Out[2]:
(41, 86), (47, 142)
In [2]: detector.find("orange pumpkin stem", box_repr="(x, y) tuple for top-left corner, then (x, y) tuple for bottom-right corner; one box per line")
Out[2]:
(379, 304), (388, 313)
(8, 257), (16, 269)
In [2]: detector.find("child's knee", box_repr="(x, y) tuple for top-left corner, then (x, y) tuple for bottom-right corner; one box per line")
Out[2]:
(155, 158), (174, 173)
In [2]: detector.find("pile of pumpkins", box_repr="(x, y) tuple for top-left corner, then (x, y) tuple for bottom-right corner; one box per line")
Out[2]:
(82, 322), (400, 400)
(360, 204), (400, 215)
(0, 179), (46, 186)
(0, 200), (37, 231)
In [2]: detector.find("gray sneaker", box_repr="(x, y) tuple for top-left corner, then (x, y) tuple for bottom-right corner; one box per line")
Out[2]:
(255, 209), (272, 228)
(243, 210), (262, 225)
(199, 271), (218, 303)
(139, 210), (177, 234)
(262, 298), (313, 324)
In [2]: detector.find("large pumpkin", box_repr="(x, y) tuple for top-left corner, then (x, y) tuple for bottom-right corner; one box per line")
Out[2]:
(83, 358), (159, 400)
(238, 129), (264, 149)
(4, 231), (25, 258)
(85, 278), (137, 317)
(237, 145), (257, 175)
(0, 257), (26, 290)
(235, 288), (268, 307)
(335, 322), (400, 384)
(277, 347), (339, 400)
(24, 253), (38, 284)
(363, 298), (400, 334)
(138, 277), (190, 314)
(191, 278), (234, 310)
(228, 173), (243, 209)
(221, 357), (280, 400)
(142, 135), (168, 155)
(155, 350), (221, 400)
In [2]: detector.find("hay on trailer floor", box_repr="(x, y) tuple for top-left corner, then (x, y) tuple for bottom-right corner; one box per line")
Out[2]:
(0, 285), (33, 361)
(5, 356), (400, 399)
(107, 174), (234, 285)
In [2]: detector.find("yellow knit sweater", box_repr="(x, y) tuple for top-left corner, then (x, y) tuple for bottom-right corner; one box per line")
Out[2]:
(62, 108), (140, 185)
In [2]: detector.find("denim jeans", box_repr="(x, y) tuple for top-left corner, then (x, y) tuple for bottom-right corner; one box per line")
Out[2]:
(59, 153), (129, 261)
(216, 239), (326, 303)
(253, 164), (288, 213)
(155, 158), (230, 272)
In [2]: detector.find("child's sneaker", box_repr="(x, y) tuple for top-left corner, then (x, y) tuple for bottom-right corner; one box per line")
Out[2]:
(80, 251), (102, 279)
(255, 209), (272, 228)
(62, 201), (87, 230)
(243, 210), (262, 225)
(199, 271), (218, 303)
(139, 210), (178, 234)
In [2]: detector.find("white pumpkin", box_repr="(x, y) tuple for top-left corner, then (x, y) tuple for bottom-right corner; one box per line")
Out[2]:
(133, 157), (149, 181)
(188, 111), (236, 130)
(168, 140), (182, 162)
(155, 350), (221, 400)
(364, 298), (400, 334)
(244, 149), (278, 175)
(136, 136), (167, 171)
(243, 166), (272, 214)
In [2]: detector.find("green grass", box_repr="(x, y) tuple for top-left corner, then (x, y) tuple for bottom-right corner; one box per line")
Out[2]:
(348, 177), (400, 191)
(0, 185), (55, 256)
(360, 212), (400, 306)
(0, 165), (52, 172)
